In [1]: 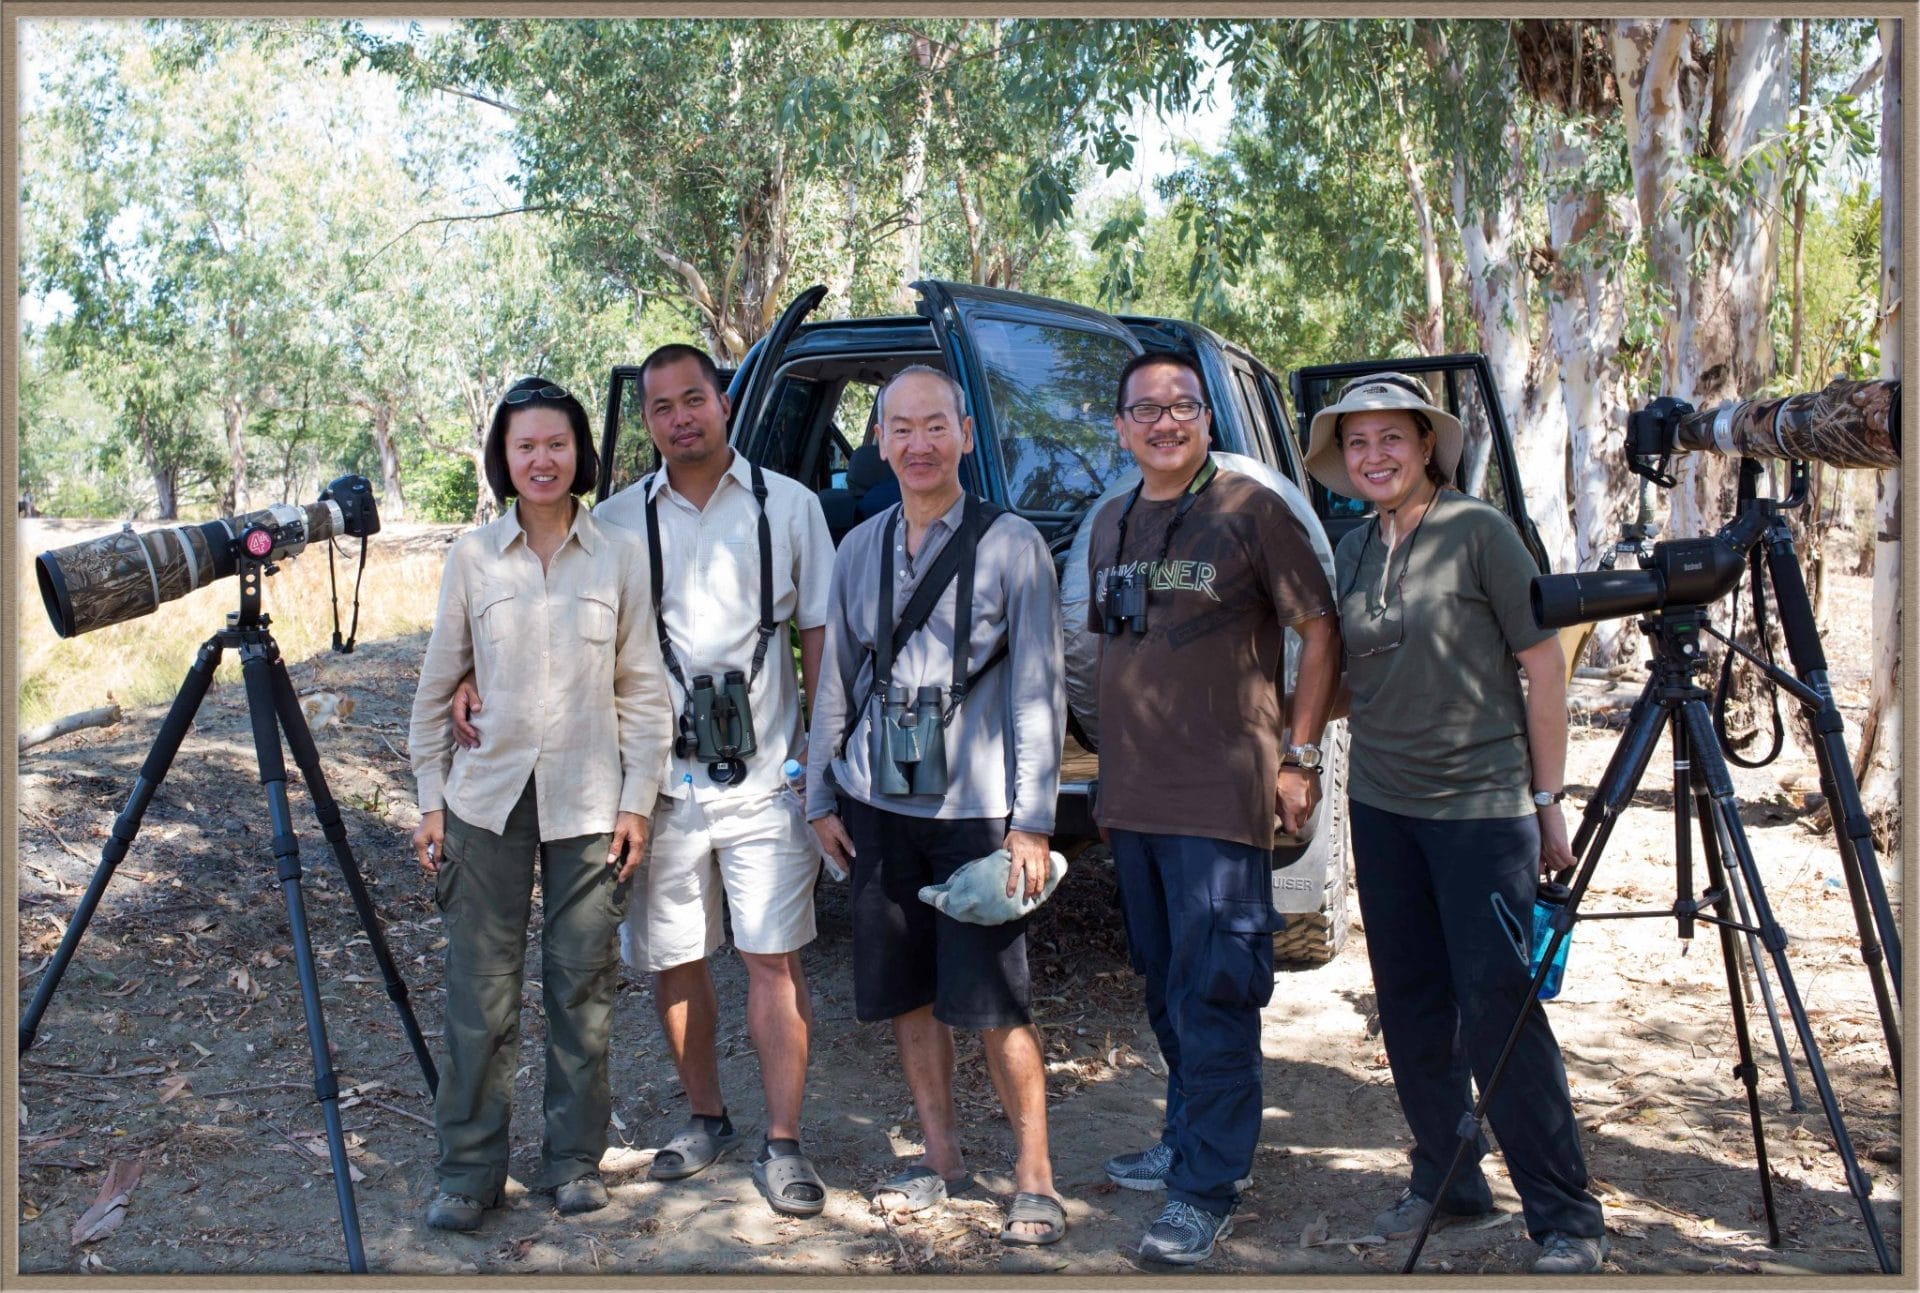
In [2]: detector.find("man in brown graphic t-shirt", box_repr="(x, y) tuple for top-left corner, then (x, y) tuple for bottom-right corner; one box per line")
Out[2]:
(1087, 350), (1339, 1265)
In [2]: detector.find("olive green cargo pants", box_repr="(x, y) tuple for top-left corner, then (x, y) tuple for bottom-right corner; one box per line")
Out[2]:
(434, 782), (629, 1201)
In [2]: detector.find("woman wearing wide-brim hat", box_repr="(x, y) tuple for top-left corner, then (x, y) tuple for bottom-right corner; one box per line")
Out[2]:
(1305, 372), (1608, 1274)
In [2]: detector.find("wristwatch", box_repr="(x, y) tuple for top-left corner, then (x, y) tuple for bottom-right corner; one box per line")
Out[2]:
(1532, 788), (1566, 807)
(1282, 742), (1323, 773)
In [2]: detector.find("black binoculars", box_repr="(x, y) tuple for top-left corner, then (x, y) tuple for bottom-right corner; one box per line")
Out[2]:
(1101, 568), (1149, 635)
(875, 683), (949, 796)
(681, 669), (756, 784)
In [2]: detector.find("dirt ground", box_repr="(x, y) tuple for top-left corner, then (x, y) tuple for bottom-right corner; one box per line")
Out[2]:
(13, 566), (1904, 1278)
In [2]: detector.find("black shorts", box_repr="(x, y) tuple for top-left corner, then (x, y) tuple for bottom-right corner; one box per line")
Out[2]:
(840, 797), (1032, 1030)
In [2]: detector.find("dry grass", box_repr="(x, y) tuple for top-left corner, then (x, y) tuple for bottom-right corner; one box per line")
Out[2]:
(17, 519), (456, 729)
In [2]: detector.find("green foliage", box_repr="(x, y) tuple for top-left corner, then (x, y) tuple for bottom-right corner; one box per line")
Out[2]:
(410, 454), (479, 523)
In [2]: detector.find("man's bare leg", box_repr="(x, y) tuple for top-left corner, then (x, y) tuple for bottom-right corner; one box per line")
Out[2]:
(654, 958), (725, 1117)
(740, 950), (811, 1142)
(875, 1005), (966, 1207)
(983, 1022), (1058, 1237)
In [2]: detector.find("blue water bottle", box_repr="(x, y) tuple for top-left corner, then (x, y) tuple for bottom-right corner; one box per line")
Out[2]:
(1530, 882), (1573, 1000)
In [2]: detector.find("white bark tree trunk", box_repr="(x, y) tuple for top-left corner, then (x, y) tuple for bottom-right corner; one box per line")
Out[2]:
(1400, 126), (1445, 353)
(1856, 17), (1901, 811)
(1542, 124), (1638, 663)
(1450, 130), (1576, 573)
(372, 401), (406, 521)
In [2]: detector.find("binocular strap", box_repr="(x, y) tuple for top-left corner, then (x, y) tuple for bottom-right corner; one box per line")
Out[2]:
(643, 461), (779, 695)
(838, 494), (1007, 758)
(1097, 455), (1219, 634)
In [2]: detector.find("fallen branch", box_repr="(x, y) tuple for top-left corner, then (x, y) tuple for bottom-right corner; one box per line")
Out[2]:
(20, 705), (122, 753)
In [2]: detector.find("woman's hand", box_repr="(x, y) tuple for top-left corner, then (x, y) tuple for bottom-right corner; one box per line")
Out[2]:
(1537, 802), (1575, 880)
(608, 811), (650, 882)
(415, 809), (446, 876)
(450, 671), (483, 750)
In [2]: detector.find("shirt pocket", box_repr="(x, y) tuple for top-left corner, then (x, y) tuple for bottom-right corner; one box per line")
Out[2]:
(473, 585), (518, 646)
(576, 592), (617, 644)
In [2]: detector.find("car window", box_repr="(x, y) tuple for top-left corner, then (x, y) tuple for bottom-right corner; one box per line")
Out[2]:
(1232, 366), (1278, 465)
(602, 371), (653, 499)
(966, 317), (1137, 515)
(758, 376), (821, 483)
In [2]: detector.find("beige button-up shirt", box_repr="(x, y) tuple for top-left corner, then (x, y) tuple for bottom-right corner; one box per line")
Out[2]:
(409, 503), (671, 840)
(595, 451), (834, 803)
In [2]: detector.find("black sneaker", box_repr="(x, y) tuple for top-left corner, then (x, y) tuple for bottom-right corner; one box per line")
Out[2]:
(1138, 1200), (1233, 1264)
(425, 1192), (484, 1232)
(1532, 1231), (1608, 1273)
(1104, 1141), (1252, 1193)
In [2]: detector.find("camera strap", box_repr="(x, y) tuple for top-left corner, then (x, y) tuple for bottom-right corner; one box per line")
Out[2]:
(1714, 542), (1786, 768)
(1106, 455), (1219, 605)
(326, 536), (369, 654)
(643, 460), (777, 697)
(838, 494), (1007, 757)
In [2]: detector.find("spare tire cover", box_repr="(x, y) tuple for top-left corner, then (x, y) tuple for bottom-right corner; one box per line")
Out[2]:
(1060, 452), (1337, 750)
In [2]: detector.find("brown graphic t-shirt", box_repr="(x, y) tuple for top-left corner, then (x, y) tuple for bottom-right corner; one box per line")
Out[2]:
(1086, 470), (1334, 850)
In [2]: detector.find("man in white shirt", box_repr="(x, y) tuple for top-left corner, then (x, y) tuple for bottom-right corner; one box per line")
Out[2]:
(455, 345), (836, 1216)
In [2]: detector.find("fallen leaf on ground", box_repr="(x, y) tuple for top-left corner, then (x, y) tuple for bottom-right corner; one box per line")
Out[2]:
(1299, 1212), (1330, 1247)
(70, 1158), (143, 1245)
(155, 1076), (191, 1104)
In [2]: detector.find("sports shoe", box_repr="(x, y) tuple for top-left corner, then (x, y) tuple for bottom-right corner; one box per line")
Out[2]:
(1532, 1231), (1608, 1274)
(1371, 1188), (1492, 1239)
(1138, 1199), (1234, 1264)
(1103, 1141), (1252, 1193)
(425, 1191), (484, 1231)
(555, 1173), (609, 1215)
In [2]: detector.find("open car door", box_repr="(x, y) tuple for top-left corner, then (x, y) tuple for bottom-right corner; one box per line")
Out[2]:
(1289, 355), (1549, 573)
(595, 287), (826, 505)
(913, 280), (1144, 544)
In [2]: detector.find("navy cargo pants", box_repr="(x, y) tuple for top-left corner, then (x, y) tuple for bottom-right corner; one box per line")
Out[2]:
(1110, 829), (1278, 1217)
(1350, 800), (1604, 1242)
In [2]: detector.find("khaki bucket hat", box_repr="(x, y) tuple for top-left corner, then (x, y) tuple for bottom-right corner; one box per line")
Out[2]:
(1304, 371), (1464, 500)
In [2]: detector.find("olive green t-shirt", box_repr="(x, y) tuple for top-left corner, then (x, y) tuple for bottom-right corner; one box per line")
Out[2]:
(1087, 470), (1335, 850)
(1335, 490), (1552, 820)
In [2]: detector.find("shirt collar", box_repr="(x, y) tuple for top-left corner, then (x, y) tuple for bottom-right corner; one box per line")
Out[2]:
(646, 448), (747, 505)
(496, 500), (597, 556)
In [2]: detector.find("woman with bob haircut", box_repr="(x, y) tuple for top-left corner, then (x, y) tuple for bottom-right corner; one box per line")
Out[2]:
(1303, 372), (1608, 1274)
(408, 375), (672, 1231)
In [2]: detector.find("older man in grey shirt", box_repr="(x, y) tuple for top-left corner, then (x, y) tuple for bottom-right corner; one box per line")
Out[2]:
(806, 365), (1068, 1247)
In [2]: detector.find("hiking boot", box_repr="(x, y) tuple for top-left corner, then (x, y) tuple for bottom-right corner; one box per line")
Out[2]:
(554, 1173), (609, 1215)
(425, 1192), (484, 1232)
(1532, 1231), (1608, 1274)
(1103, 1141), (1252, 1193)
(1371, 1188), (1491, 1239)
(1137, 1199), (1234, 1264)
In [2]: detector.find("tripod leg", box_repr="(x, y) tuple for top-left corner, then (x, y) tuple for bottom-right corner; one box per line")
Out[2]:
(1680, 699), (1893, 1273)
(1760, 522), (1902, 996)
(1693, 774), (1781, 1245)
(239, 642), (367, 1274)
(266, 649), (439, 1096)
(1712, 823), (1807, 1112)
(21, 637), (224, 1054)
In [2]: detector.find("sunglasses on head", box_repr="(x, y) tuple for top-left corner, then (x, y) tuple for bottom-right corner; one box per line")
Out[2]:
(504, 384), (573, 406)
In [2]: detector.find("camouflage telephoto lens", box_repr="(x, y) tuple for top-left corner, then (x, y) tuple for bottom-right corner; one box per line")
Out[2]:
(35, 500), (343, 639)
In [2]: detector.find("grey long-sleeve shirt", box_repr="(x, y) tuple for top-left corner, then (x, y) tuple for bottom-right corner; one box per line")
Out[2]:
(804, 494), (1064, 833)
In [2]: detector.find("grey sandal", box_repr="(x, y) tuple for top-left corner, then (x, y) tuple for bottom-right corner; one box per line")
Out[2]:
(752, 1141), (827, 1217)
(872, 1164), (974, 1213)
(998, 1190), (1067, 1246)
(649, 1114), (741, 1181)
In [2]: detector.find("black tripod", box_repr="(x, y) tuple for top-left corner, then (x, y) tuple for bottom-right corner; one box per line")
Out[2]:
(19, 559), (438, 1273)
(1402, 596), (1895, 1275)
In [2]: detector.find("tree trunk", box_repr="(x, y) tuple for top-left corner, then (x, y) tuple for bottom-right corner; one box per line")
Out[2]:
(372, 400), (406, 521)
(222, 393), (249, 516)
(895, 34), (935, 311)
(1449, 126), (1576, 573)
(137, 408), (178, 521)
(1399, 125), (1445, 353)
(1854, 17), (1901, 817)
(1542, 123), (1637, 664)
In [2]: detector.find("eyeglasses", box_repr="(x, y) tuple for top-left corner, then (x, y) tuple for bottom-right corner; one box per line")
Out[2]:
(1337, 372), (1433, 405)
(1121, 400), (1208, 425)
(504, 384), (573, 406)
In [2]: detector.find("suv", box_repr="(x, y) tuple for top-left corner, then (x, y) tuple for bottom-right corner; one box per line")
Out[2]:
(598, 281), (1547, 963)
